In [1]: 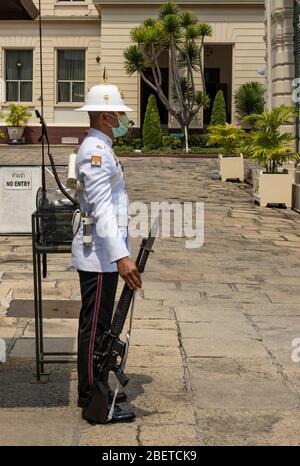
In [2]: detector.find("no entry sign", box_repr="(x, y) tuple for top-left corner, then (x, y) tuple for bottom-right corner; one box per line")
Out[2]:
(0, 165), (41, 233)
(4, 168), (32, 190)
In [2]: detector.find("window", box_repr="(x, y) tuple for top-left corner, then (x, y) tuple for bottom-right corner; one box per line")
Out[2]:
(57, 50), (85, 103)
(5, 50), (33, 102)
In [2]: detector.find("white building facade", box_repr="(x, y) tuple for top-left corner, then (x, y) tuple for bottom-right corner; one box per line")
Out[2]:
(0, 0), (266, 144)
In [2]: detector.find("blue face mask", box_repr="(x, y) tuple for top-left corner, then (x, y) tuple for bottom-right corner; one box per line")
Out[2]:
(106, 114), (130, 138)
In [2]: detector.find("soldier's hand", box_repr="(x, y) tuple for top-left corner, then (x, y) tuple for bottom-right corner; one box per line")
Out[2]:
(117, 257), (142, 290)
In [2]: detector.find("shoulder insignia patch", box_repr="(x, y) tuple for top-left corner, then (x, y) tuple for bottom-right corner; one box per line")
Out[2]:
(91, 155), (102, 167)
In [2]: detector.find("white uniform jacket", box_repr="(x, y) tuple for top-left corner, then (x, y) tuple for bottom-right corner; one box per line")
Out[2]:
(71, 128), (130, 273)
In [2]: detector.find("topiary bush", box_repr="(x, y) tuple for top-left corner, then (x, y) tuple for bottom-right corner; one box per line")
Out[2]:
(142, 94), (163, 149)
(210, 90), (227, 126)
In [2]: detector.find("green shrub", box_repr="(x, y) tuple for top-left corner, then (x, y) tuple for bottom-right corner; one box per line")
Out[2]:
(113, 137), (142, 149)
(188, 133), (208, 147)
(171, 138), (183, 149)
(162, 135), (183, 149)
(130, 138), (143, 150)
(142, 146), (154, 153)
(113, 145), (134, 154)
(234, 81), (265, 121)
(114, 137), (129, 147)
(210, 90), (227, 126)
(141, 146), (222, 155)
(188, 147), (224, 154)
(142, 94), (163, 149)
(162, 135), (172, 148)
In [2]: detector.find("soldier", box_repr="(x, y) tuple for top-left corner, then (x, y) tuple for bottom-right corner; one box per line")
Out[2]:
(71, 84), (142, 424)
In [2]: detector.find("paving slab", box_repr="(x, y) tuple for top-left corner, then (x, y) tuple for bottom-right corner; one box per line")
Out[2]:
(79, 424), (139, 446)
(0, 409), (78, 446)
(129, 328), (179, 347)
(183, 337), (267, 359)
(125, 367), (186, 394)
(179, 321), (258, 339)
(10, 337), (77, 357)
(191, 374), (297, 409)
(187, 356), (280, 380)
(139, 424), (199, 446)
(23, 319), (78, 338)
(194, 408), (300, 446)
(126, 346), (182, 368)
(132, 391), (196, 425)
(243, 302), (300, 317)
(174, 306), (243, 323)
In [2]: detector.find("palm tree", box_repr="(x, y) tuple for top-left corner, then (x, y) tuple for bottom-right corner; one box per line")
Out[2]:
(234, 81), (265, 122)
(123, 1), (212, 153)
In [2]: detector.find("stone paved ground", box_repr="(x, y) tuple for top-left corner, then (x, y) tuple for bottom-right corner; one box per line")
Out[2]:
(0, 146), (300, 445)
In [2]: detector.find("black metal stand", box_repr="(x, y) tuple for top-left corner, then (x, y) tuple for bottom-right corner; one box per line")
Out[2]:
(32, 210), (77, 382)
(32, 1), (79, 383)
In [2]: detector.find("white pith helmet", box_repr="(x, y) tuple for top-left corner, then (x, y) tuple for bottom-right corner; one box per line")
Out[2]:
(75, 84), (133, 113)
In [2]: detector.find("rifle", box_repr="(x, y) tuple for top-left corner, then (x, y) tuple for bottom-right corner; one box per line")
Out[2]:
(84, 219), (158, 424)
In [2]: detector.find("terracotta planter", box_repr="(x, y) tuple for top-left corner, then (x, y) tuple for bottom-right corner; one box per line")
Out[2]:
(253, 170), (293, 207)
(218, 153), (244, 182)
(7, 126), (25, 144)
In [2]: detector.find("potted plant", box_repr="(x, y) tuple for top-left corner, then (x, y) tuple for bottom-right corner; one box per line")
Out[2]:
(207, 122), (246, 182)
(0, 104), (31, 144)
(241, 105), (300, 207)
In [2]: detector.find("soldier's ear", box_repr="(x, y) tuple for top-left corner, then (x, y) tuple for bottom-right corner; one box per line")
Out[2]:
(102, 112), (113, 122)
(102, 112), (110, 126)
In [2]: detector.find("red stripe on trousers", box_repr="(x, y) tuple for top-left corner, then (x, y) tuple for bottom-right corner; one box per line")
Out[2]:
(88, 273), (103, 387)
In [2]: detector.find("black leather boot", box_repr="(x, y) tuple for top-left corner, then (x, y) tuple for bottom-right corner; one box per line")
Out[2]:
(82, 405), (135, 424)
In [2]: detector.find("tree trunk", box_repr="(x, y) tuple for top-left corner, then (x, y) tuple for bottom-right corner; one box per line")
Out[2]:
(184, 125), (189, 154)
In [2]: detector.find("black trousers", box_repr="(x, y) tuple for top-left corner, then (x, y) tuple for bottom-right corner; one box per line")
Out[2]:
(77, 270), (119, 407)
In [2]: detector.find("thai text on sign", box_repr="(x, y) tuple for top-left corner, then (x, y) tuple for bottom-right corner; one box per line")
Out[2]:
(4, 169), (32, 190)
